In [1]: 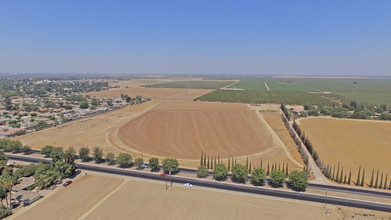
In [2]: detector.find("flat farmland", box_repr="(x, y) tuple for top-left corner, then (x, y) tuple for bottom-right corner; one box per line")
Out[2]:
(12, 174), (124, 220)
(261, 111), (304, 167)
(14, 173), (347, 220)
(14, 101), (159, 155)
(299, 118), (391, 185)
(87, 87), (213, 101)
(117, 101), (273, 159)
(143, 80), (235, 89)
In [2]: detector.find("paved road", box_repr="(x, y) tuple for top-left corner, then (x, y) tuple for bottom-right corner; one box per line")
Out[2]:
(7, 154), (391, 213)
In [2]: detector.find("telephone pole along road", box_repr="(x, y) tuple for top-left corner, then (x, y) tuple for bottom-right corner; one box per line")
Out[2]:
(7, 153), (391, 213)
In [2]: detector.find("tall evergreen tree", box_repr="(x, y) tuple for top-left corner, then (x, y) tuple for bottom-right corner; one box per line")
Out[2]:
(231, 158), (234, 171)
(203, 154), (206, 166)
(332, 165), (335, 180)
(335, 163), (340, 182)
(260, 159), (263, 169)
(347, 171), (351, 185)
(228, 157), (231, 171)
(326, 164), (330, 178)
(278, 163), (281, 172)
(249, 162), (252, 174)
(389, 176), (391, 190)
(374, 169), (379, 188)
(339, 167), (344, 183)
(214, 156), (217, 168)
(235, 158), (237, 165)
(246, 157), (248, 169)
(380, 173), (384, 190)
(211, 157), (214, 170)
(218, 155), (220, 164)
(370, 169), (374, 188)
(200, 151), (203, 166)
(356, 166), (361, 186)
(384, 174), (388, 189)
(361, 169), (365, 187)
(207, 155), (210, 169)
(285, 163), (289, 177)
(266, 162), (270, 176)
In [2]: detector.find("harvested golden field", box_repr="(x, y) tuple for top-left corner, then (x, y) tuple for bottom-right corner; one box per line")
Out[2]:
(14, 101), (159, 155)
(88, 87), (213, 101)
(299, 118), (391, 185)
(118, 101), (273, 159)
(13, 174), (124, 220)
(261, 111), (304, 166)
(13, 173), (348, 220)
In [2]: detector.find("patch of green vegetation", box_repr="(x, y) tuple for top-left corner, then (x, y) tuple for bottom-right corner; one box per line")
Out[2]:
(143, 81), (234, 89)
(195, 90), (338, 106)
(292, 78), (391, 105)
(337, 92), (391, 106)
(227, 80), (268, 91)
(266, 82), (315, 92)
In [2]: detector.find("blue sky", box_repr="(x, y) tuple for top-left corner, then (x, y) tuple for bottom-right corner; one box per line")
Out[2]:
(1, 0), (390, 75)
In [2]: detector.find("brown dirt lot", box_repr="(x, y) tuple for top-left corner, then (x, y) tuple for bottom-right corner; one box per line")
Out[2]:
(14, 101), (159, 155)
(261, 111), (304, 166)
(13, 174), (124, 220)
(10, 173), (342, 220)
(13, 173), (391, 220)
(117, 101), (273, 159)
(299, 118), (391, 187)
(88, 87), (213, 101)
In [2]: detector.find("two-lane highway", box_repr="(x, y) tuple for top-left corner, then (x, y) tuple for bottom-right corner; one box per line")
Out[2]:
(6, 153), (391, 213)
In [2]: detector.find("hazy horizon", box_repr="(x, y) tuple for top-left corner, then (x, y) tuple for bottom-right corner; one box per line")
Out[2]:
(1, 1), (390, 75)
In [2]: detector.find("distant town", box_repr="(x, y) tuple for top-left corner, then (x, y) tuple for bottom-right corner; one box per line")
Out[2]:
(0, 76), (150, 139)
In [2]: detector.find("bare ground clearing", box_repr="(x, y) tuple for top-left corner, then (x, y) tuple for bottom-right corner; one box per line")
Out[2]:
(12, 174), (124, 220)
(299, 118), (391, 186)
(13, 172), (391, 220)
(88, 87), (213, 101)
(14, 101), (159, 155)
(261, 111), (304, 167)
(117, 101), (274, 159)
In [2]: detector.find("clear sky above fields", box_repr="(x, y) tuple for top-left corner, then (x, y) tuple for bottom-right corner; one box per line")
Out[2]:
(1, 0), (390, 75)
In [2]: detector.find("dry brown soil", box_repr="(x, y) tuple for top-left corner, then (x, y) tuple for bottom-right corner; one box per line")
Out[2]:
(88, 87), (213, 101)
(117, 101), (273, 159)
(14, 101), (159, 155)
(299, 118), (391, 186)
(261, 111), (304, 166)
(10, 173), (358, 220)
(12, 174), (124, 220)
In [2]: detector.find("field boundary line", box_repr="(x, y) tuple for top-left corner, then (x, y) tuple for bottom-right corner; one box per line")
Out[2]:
(251, 106), (303, 168)
(220, 80), (239, 89)
(264, 82), (270, 91)
(105, 102), (160, 155)
(77, 179), (128, 220)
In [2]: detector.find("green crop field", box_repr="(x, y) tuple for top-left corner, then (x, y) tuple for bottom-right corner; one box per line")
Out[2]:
(266, 82), (316, 92)
(142, 80), (235, 89)
(227, 80), (268, 91)
(194, 90), (341, 106)
(290, 78), (391, 106)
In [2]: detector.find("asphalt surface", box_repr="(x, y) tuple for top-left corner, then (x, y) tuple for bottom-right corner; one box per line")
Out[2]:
(7, 153), (391, 213)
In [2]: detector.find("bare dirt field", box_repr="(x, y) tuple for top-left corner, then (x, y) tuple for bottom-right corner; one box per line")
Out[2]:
(299, 118), (391, 186)
(12, 172), (377, 220)
(15, 100), (303, 170)
(12, 174), (124, 220)
(14, 101), (159, 155)
(261, 111), (304, 166)
(117, 101), (273, 159)
(88, 87), (213, 101)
